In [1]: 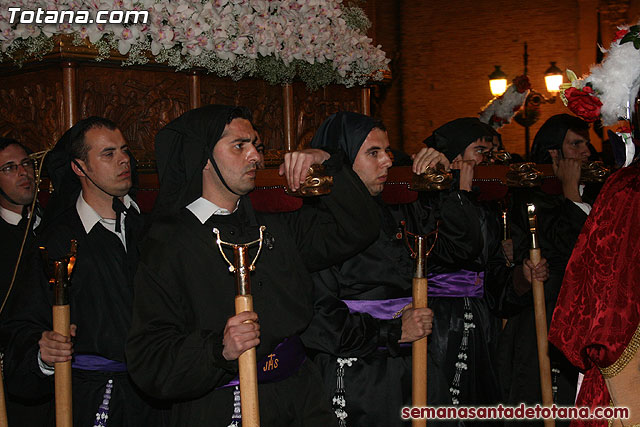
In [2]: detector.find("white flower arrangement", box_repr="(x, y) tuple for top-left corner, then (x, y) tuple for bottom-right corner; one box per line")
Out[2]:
(0, 0), (389, 90)
(559, 21), (640, 126)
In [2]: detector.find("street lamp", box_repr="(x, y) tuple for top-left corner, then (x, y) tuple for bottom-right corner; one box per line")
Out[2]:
(489, 65), (508, 97)
(511, 42), (563, 159)
(544, 62), (563, 94)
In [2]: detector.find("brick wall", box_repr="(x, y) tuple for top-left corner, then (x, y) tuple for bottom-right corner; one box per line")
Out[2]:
(366, 0), (640, 158)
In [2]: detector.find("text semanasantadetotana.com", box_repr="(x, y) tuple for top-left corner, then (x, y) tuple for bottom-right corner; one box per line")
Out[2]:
(401, 404), (630, 420)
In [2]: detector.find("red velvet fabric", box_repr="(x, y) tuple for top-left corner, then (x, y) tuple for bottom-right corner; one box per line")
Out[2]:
(249, 187), (303, 212)
(549, 163), (640, 426)
(381, 182), (419, 205)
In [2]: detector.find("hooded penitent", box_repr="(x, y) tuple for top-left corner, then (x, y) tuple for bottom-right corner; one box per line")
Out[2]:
(309, 111), (375, 165)
(423, 117), (498, 161)
(530, 114), (589, 164)
(43, 117), (138, 230)
(152, 104), (253, 217)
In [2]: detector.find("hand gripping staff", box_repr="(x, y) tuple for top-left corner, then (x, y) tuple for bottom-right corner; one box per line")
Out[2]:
(40, 240), (77, 427)
(402, 222), (438, 427)
(212, 226), (267, 427)
(526, 204), (555, 427)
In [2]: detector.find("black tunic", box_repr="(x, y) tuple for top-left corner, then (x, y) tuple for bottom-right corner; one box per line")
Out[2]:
(498, 185), (600, 426)
(0, 215), (54, 427)
(2, 200), (166, 426)
(125, 162), (380, 427)
(300, 189), (506, 426)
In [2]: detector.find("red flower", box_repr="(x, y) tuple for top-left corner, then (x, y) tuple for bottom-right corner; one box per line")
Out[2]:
(614, 29), (629, 42)
(513, 75), (531, 93)
(564, 86), (602, 122)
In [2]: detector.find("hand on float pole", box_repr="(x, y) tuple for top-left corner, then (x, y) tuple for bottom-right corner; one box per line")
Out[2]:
(214, 228), (266, 427)
(234, 247), (260, 427)
(41, 242), (76, 427)
(527, 204), (554, 427)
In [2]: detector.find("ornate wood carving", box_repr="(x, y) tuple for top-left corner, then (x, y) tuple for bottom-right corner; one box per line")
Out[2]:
(0, 69), (64, 151)
(1, 36), (376, 171)
(76, 66), (189, 168)
(200, 77), (285, 155)
(292, 82), (362, 149)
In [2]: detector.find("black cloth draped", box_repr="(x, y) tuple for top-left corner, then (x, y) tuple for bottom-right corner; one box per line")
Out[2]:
(0, 215), (54, 427)
(125, 157), (379, 426)
(2, 197), (166, 426)
(301, 189), (508, 426)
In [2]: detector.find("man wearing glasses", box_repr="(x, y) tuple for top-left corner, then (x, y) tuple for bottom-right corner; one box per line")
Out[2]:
(0, 137), (50, 427)
(0, 137), (38, 300)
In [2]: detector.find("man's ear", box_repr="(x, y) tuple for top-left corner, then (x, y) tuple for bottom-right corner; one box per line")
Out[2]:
(203, 159), (212, 172)
(71, 160), (86, 177)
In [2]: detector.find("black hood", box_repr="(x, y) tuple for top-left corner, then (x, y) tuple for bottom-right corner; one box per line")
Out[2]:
(531, 114), (589, 164)
(152, 104), (252, 217)
(309, 111), (375, 165)
(423, 117), (498, 162)
(42, 122), (138, 227)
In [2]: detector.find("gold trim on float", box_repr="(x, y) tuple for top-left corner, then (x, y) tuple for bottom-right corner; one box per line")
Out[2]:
(600, 322), (640, 379)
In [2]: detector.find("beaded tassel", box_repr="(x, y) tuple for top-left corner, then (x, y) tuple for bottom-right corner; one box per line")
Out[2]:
(449, 298), (475, 405)
(227, 386), (241, 427)
(93, 379), (114, 427)
(333, 358), (357, 427)
(551, 366), (560, 403)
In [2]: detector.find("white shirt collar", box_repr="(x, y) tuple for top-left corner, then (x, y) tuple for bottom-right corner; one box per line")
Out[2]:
(0, 205), (22, 226)
(0, 205), (40, 229)
(76, 191), (139, 234)
(186, 197), (238, 224)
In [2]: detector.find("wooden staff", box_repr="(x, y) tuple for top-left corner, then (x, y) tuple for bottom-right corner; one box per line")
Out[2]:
(412, 236), (428, 427)
(402, 223), (438, 427)
(0, 372), (7, 427)
(40, 240), (77, 427)
(213, 227), (267, 427)
(526, 204), (554, 427)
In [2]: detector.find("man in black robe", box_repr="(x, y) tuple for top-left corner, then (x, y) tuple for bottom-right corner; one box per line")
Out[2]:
(3, 117), (165, 426)
(125, 105), (380, 426)
(0, 138), (39, 304)
(499, 113), (599, 424)
(300, 114), (477, 426)
(301, 114), (548, 426)
(0, 137), (52, 426)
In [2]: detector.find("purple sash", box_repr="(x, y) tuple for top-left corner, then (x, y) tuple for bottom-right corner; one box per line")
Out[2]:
(342, 270), (485, 319)
(427, 270), (484, 298)
(343, 297), (412, 320)
(72, 354), (127, 372)
(218, 336), (306, 389)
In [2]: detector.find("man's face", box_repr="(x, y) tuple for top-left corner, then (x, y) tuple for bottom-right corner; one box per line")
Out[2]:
(0, 144), (36, 211)
(352, 128), (393, 196)
(74, 127), (132, 197)
(560, 128), (591, 160)
(455, 137), (494, 164)
(210, 118), (262, 195)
